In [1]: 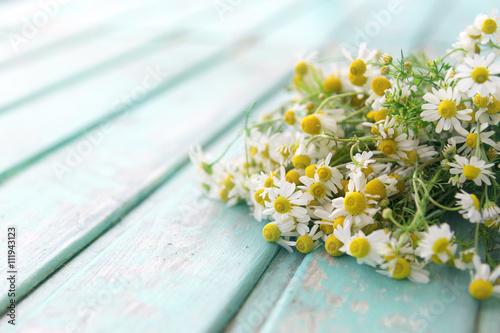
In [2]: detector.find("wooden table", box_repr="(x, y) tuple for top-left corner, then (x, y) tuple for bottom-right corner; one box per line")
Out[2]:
(0, 0), (499, 332)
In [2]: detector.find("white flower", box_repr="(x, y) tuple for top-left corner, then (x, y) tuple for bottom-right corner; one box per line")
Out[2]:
(448, 155), (495, 186)
(262, 218), (299, 253)
(330, 173), (379, 228)
(421, 87), (471, 135)
(455, 190), (482, 223)
(416, 224), (457, 263)
(263, 179), (313, 222)
(346, 151), (376, 175)
(455, 53), (500, 97)
(466, 9), (500, 45)
(294, 224), (324, 253)
(468, 256), (500, 300)
(454, 248), (478, 270)
(299, 173), (333, 204)
(334, 222), (388, 267)
(310, 153), (343, 194)
(452, 31), (479, 53)
(378, 258), (430, 283)
(449, 123), (498, 156)
(483, 201), (500, 221)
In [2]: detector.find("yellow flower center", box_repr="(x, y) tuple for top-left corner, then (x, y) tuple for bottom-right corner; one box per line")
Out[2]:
(316, 166), (331, 181)
(254, 189), (268, 206)
(379, 139), (398, 156)
(471, 194), (480, 210)
(295, 61), (308, 75)
(487, 97), (500, 114)
(296, 235), (314, 253)
(482, 18), (498, 34)
(469, 279), (494, 300)
(301, 115), (321, 135)
(261, 144), (269, 159)
(325, 235), (344, 256)
(274, 196), (291, 214)
(320, 219), (334, 235)
(285, 170), (301, 185)
(391, 257), (411, 279)
(223, 175), (235, 191)
(284, 110), (296, 125)
(344, 192), (367, 215)
(310, 182), (327, 199)
(348, 72), (367, 86)
(333, 216), (345, 230)
(474, 93), (489, 108)
(463, 165), (481, 180)
(371, 77), (392, 96)
(438, 100), (458, 118)
(324, 75), (342, 92)
(471, 66), (489, 84)
(466, 133), (478, 148)
(220, 188), (229, 202)
(349, 237), (370, 258)
(263, 223), (280, 242)
(305, 164), (316, 178)
(374, 108), (388, 122)
(293, 155), (311, 169)
(365, 179), (387, 200)
(350, 59), (367, 75)
(432, 238), (449, 253)
(251, 146), (258, 156)
(362, 165), (374, 177)
(264, 177), (274, 188)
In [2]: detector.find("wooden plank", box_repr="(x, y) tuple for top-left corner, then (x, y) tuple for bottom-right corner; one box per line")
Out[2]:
(0, 0), (344, 321)
(0, 0), (300, 181)
(0, 0), (176, 66)
(0, 1), (212, 112)
(260, 250), (477, 333)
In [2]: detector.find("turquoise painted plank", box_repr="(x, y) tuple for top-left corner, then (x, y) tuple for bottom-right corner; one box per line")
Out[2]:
(0, 0), (162, 65)
(0, 0), (300, 181)
(0, 0), (343, 320)
(260, 250), (477, 333)
(0, 1), (212, 112)
(0, 0), (180, 67)
(477, 298), (500, 333)
(225, 249), (305, 333)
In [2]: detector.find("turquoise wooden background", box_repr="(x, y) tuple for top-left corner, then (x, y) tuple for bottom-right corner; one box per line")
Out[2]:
(0, 0), (499, 332)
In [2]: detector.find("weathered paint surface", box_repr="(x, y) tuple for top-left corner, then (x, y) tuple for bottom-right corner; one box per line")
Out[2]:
(0, 0), (499, 332)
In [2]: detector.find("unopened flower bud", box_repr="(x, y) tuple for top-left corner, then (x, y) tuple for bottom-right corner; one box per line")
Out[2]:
(382, 208), (393, 220)
(381, 66), (390, 75)
(380, 54), (392, 65)
(404, 62), (412, 73)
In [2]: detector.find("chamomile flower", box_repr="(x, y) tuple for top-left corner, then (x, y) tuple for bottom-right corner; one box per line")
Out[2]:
(483, 201), (500, 221)
(466, 9), (500, 45)
(262, 218), (299, 253)
(342, 42), (378, 88)
(330, 173), (379, 228)
(455, 53), (500, 97)
(295, 224), (323, 254)
(300, 110), (344, 137)
(334, 222), (388, 267)
(421, 87), (471, 135)
(346, 151), (376, 175)
(449, 124), (498, 156)
(448, 155), (495, 186)
(455, 248), (478, 270)
(313, 153), (343, 193)
(263, 179), (313, 222)
(416, 223), (457, 264)
(452, 31), (480, 54)
(378, 258), (430, 283)
(299, 173), (333, 204)
(455, 190), (483, 223)
(468, 256), (500, 300)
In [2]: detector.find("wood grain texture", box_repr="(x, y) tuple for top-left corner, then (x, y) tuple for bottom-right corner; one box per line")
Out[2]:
(0, 1), (211, 112)
(0, 0), (300, 181)
(0, 0), (162, 66)
(0, 0), (346, 322)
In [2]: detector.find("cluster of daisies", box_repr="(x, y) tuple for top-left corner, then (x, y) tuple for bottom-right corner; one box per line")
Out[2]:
(190, 10), (500, 300)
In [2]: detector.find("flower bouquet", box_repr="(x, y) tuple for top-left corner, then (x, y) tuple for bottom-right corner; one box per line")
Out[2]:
(190, 9), (500, 300)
